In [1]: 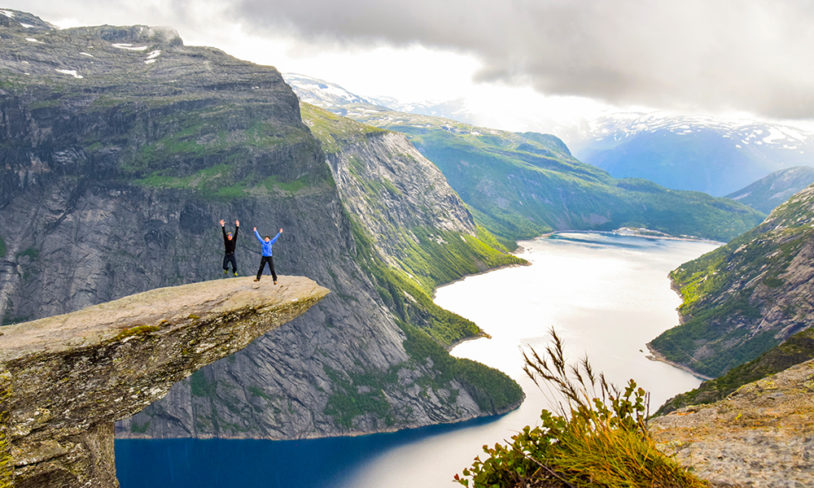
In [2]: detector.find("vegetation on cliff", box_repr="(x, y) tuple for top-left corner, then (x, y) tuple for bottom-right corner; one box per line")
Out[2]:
(655, 327), (814, 416)
(456, 332), (706, 488)
(286, 80), (765, 247)
(297, 102), (525, 420)
(649, 183), (814, 377)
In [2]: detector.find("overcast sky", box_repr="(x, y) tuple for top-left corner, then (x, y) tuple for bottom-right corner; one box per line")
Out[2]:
(7, 0), (814, 135)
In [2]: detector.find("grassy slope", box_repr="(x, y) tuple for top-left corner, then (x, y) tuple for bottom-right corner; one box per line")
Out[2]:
(650, 184), (814, 377)
(334, 107), (765, 247)
(398, 125), (764, 246)
(655, 327), (814, 416)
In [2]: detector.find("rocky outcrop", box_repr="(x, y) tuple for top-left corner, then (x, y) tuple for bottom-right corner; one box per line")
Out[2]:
(0, 10), (521, 441)
(0, 277), (329, 488)
(649, 183), (814, 377)
(650, 359), (814, 487)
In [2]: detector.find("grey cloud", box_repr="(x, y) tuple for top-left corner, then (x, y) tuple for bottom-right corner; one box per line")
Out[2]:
(9, 0), (814, 118)
(229, 0), (814, 119)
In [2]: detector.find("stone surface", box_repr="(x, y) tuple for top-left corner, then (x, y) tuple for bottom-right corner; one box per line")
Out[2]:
(650, 359), (814, 488)
(0, 276), (329, 487)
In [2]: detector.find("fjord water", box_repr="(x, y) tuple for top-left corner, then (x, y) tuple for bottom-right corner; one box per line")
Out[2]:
(116, 232), (718, 488)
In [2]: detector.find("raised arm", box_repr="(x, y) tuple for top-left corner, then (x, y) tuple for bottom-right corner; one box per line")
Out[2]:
(220, 219), (227, 240)
(254, 228), (264, 244)
(233, 220), (239, 239)
(270, 229), (282, 244)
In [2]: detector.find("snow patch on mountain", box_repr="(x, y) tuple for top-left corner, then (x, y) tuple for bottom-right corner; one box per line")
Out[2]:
(112, 43), (148, 51)
(55, 68), (82, 79)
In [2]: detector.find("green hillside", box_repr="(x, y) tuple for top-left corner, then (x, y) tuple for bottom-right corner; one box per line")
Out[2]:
(333, 107), (765, 247)
(649, 184), (814, 377)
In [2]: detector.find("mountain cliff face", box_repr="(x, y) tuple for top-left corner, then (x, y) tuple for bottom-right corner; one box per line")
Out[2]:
(649, 183), (814, 378)
(1, 277), (328, 488)
(285, 75), (765, 246)
(0, 10), (521, 441)
(726, 166), (814, 214)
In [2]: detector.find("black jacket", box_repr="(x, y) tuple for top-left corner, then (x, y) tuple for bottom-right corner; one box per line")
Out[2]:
(222, 225), (238, 254)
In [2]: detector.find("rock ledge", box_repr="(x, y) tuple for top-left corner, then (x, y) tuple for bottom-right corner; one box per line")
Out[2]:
(0, 276), (329, 487)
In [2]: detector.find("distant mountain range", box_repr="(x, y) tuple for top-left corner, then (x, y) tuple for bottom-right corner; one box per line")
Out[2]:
(571, 113), (814, 196)
(285, 74), (814, 198)
(725, 166), (814, 213)
(285, 74), (764, 245)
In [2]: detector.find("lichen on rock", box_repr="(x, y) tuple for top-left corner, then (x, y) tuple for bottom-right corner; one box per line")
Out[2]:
(650, 359), (814, 487)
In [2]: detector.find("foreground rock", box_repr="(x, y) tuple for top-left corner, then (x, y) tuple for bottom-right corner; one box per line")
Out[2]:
(650, 359), (814, 487)
(0, 276), (328, 488)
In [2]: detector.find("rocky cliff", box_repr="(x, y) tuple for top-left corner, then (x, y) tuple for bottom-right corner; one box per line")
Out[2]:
(649, 183), (814, 377)
(0, 277), (329, 488)
(650, 359), (814, 487)
(0, 10), (521, 441)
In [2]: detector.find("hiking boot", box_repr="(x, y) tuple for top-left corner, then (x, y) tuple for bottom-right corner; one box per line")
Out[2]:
(273, 281), (277, 285)
(233, 272), (238, 277)
(253, 278), (260, 282)
(223, 269), (228, 275)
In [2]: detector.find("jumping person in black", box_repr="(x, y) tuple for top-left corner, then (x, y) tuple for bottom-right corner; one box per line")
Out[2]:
(253, 226), (283, 284)
(220, 219), (239, 276)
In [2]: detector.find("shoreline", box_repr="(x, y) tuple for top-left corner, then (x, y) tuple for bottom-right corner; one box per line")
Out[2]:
(116, 396), (526, 442)
(645, 343), (713, 381)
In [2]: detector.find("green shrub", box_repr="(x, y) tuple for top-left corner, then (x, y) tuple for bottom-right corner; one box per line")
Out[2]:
(456, 330), (708, 488)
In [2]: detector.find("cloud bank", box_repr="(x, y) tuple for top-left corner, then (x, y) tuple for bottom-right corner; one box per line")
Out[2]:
(229, 0), (814, 119)
(8, 0), (814, 119)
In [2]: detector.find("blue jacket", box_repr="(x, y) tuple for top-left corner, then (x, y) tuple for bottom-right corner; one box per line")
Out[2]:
(255, 230), (280, 257)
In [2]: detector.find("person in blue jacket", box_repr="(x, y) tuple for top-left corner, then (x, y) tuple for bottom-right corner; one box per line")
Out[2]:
(253, 226), (283, 284)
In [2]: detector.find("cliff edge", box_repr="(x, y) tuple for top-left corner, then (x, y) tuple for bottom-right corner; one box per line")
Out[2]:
(650, 359), (814, 487)
(0, 276), (329, 488)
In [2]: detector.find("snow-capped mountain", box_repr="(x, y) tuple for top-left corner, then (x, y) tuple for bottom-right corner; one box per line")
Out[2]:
(283, 73), (383, 109)
(284, 73), (476, 123)
(284, 72), (814, 197)
(570, 112), (814, 196)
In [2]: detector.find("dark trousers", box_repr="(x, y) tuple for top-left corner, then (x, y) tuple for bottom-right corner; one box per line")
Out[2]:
(256, 256), (277, 281)
(222, 253), (237, 273)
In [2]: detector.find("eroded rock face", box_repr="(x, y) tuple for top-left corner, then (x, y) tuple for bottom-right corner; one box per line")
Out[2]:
(650, 359), (814, 488)
(0, 277), (328, 487)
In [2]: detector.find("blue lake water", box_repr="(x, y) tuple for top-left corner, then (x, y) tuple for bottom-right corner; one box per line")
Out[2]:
(116, 232), (719, 488)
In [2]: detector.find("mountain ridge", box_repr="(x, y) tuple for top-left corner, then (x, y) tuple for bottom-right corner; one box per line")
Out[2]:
(725, 166), (814, 213)
(649, 183), (814, 377)
(285, 74), (765, 246)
